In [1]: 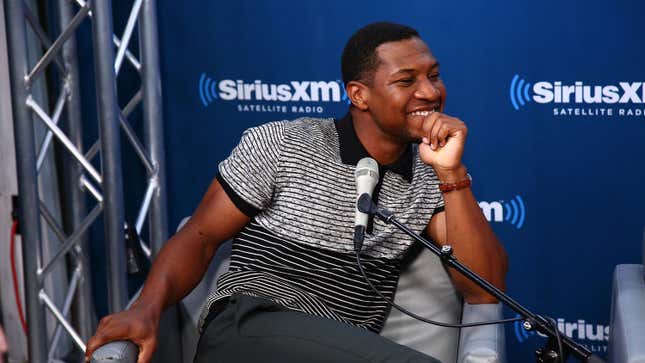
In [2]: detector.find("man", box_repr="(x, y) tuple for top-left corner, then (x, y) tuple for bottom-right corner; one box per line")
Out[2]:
(86, 22), (507, 363)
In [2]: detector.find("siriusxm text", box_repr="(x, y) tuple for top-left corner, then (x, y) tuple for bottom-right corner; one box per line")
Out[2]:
(218, 80), (343, 102)
(533, 81), (645, 104)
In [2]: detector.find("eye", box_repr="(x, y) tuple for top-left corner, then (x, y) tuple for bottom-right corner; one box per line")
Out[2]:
(396, 78), (414, 85)
(429, 72), (441, 81)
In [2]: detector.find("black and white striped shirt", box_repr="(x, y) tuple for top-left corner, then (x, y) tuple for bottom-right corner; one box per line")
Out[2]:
(200, 114), (444, 332)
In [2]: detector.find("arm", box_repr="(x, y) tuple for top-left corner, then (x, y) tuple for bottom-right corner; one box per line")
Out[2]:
(427, 188), (507, 303)
(85, 179), (250, 363)
(420, 113), (508, 303)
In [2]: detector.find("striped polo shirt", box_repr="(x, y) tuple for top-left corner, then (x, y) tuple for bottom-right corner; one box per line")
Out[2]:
(200, 114), (445, 332)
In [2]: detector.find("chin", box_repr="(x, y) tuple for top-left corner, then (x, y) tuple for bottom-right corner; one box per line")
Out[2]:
(398, 132), (421, 145)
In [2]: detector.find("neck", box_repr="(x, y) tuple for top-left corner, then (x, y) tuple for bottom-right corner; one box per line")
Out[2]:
(350, 108), (408, 165)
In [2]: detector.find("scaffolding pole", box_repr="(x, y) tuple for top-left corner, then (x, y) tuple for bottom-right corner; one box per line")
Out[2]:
(5, 0), (174, 360)
(90, 0), (128, 314)
(141, 0), (168, 255)
(56, 0), (96, 342)
(4, 1), (49, 361)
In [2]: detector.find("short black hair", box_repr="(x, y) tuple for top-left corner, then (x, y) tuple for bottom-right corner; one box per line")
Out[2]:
(341, 22), (420, 85)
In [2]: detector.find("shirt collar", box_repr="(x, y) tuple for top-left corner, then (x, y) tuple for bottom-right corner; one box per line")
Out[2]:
(335, 112), (414, 183)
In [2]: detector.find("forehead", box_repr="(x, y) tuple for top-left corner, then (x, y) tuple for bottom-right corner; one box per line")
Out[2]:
(374, 37), (437, 73)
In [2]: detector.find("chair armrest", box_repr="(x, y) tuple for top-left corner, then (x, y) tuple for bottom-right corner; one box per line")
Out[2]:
(608, 264), (645, 363)
(458, 302), (506, 363)
(91, 340), (138, 363)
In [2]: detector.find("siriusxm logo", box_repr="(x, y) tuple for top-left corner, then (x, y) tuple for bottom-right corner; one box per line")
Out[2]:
(510, 74), (645, 116)
(513, 316), (609, 345)
(509, 75), (533, 110)
(199, 73), (350, 110)
(478, 195), (526, 229)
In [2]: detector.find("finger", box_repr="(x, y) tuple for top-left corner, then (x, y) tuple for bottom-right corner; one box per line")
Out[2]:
(436, 123), (451, 147)
(86, 331), (120, 359)
(136, 339), (157, 363)
(85, 334), (105, 361)
(429, 116), (444, 150)
(85, 320), (131, 360)
(421, 112), (439, 140)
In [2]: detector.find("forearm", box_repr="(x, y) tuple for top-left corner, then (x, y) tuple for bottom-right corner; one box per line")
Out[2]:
(436, 166), (508, 303)
(131, 179), (249, 317)
(85, 229), (217, 363)
(132, 222), (219, 317)
(86, 179), (249, 362)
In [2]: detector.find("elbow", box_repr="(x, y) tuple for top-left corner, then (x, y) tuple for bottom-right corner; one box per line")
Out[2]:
(455, 243), (508, 304)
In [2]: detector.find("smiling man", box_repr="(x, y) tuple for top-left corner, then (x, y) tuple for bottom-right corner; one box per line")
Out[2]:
(86, 22), (507, 363)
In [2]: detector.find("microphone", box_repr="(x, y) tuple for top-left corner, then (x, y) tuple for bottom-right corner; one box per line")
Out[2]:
(354, 157), (379, 251)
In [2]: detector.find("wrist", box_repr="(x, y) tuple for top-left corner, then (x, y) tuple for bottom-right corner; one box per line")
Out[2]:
(435, 164), (468, 183)
(437, 165), (472, 194)
(131, 293), (164, 319)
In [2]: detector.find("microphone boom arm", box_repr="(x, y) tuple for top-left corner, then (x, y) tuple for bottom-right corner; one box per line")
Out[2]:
(356, 193), (604, 363)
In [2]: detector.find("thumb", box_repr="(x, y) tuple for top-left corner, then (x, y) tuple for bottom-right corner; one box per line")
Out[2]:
(136, 338), (157, 363)
(85, 333), (107, 361)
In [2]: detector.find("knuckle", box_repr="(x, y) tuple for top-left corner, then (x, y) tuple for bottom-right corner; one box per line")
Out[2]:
(99, 316), (111, 326)
(86, 334), (103, 353)
(91, 331), (104, 342)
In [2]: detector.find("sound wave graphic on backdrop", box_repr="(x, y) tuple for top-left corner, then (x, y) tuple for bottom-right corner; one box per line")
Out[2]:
(340, 81), (351, 105)
(513, 315), (536, 343)
(199, 73), (218, 107)
(510, 74), (532, 110)
(504, 195), (526, 229)
(479, 195), (526, 230)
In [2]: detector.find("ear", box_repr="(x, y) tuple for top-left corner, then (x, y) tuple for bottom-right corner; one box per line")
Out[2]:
(346, 81), (370, 111)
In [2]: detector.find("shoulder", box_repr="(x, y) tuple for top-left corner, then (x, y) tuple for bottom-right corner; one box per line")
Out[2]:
(269, 117), (337, 152)
(241, 119), (288, 141)
(243, 117), (335, 141)
(283, 117), (336, 138)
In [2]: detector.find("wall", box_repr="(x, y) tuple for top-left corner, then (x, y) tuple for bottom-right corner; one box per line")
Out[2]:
(152, 1), (645, 361)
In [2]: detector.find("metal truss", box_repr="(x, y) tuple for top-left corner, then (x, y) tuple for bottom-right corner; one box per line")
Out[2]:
(4, 0), (168, 361)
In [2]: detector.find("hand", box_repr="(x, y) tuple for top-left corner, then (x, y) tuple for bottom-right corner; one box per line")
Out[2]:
(418, 112), (468, 174)
(85, 305), (160, 363)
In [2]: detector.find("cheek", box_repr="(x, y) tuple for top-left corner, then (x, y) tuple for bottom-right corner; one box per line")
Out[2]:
(388, 93), (412, 112)
(438, 84), (447, 106)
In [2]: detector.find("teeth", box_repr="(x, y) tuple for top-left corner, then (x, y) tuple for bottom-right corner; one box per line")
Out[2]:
(410, 110), (435, 116)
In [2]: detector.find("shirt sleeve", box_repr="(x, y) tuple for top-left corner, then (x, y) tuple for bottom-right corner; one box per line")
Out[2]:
(217, 121), (286, 217)
(431, 190), (445, 216)
(427, 167), (445, 216)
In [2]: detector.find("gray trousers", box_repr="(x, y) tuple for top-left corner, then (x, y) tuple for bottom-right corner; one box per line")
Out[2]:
(194, 294), (440, 363)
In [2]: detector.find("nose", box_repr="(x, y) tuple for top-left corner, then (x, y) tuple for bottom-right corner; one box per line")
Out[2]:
(413, 78), (441, 101)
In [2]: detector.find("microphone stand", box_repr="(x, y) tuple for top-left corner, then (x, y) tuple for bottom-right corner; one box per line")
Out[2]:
(357, 194), (605, 363)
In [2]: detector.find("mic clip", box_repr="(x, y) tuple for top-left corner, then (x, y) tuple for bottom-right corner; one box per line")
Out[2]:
(354, 193), (376, 253)
(357, 194), (393, 223)
(357, 193), (376, 214)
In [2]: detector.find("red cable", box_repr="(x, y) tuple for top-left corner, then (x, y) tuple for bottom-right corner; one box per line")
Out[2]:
(10, 219), (28, 335)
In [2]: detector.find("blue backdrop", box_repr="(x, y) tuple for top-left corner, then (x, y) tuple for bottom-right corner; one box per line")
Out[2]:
(150, 1), (645, 361)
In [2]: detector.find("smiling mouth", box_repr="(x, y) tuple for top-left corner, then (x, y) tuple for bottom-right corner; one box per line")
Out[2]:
(409, 110), (434, 117)
(408, 106), (439, 117)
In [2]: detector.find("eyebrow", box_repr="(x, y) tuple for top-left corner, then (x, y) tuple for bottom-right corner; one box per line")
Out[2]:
(391, 61), (440, 76)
